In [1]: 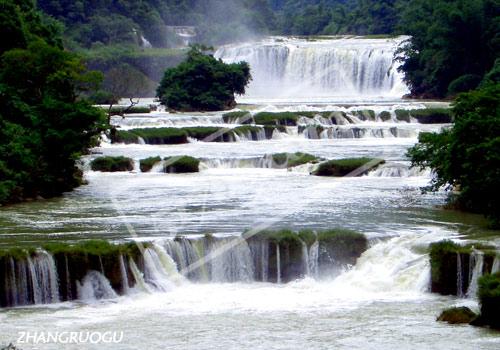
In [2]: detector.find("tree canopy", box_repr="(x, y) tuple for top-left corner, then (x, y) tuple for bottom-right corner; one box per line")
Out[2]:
(156, 47), (251, 111)
(0, 0), (105, 204)
(407, 82), (500, 225)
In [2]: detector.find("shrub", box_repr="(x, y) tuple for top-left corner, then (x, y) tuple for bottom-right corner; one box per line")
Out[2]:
(312, 158), (385, 176)
(156, 47), (251, 111)
(139, 156), (161, 172)
(448, 74), (482, 95)
(90, 156), (134, 172)
(164, 156), (200, 173)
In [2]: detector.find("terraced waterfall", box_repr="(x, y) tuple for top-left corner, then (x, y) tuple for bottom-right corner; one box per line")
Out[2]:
(0, 37), (498, 350)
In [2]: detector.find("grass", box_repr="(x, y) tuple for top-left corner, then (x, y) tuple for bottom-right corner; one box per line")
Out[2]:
(139, 156), (161, 172)
(90, 156), (134, 172)
(164, 156), (200, 173)
(298, 230), (317, 246)
(112, 130), (139, 144)
(317, 229), (366, 242)
(182, 127), (224, 141)
(312, 157), (385, 176)
(103, 106), (152, 115)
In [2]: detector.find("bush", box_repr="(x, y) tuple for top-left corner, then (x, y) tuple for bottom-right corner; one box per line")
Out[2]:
(164, 156), (200, 173)
(410, 108), (453, 124)
(139, 156), (161, 172)
(312, 158), (385, 177)
(90, 156), (134, 172)
(448, 74), (482, 95)
(156, 47), (251, 111)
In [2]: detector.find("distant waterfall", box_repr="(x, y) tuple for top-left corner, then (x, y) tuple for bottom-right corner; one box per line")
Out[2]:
(216, 36), (409, 100)
(466, 251), (484, 299)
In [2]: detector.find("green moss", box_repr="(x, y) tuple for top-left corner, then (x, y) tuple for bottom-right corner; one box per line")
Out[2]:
(112, 130), (139, 144)
(298, 230), (317, 247)
(253, 112), (299, 126)
(90, 156), (134, 172)
(104, 106), (152, 115)
(164, 156), (200, 173)
(379, 111), (392, 121)
(317, 229), (365, 242)
(272, 152), (320, 168)
(437, 307), (477, 324)
(395, 109), (411, 122)
(312, 158), (385, 177)
(139, 156), (161, 172)
(130, 128), (188, 144)
(317, 229), (368, 270)
(222, 111), (252, 124)
(353, 110), (376, 120)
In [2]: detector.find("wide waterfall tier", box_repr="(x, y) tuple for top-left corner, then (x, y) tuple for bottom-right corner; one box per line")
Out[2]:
(215, 36), (410, 101)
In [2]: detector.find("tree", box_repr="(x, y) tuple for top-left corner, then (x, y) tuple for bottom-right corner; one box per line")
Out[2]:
(156, 46), (251, 111)
(0, 1), (105, 204)
(407, 83), (500, 225)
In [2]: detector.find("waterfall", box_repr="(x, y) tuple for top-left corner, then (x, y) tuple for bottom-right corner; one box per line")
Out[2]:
(301, 242), (310, 276)
(209, 238), (254, 282)
(77, 271), (117, 301)
(276, 244), (281, 284)
(308, 241), (319, 278)
(466, 251), (484, 299)
(492, 255), (500, 274)
(456, 253), (464, 298)
(119, 254), (130, 294)
(65, 254), (73, 300)
(128, 258), (152, 293)
(142, 248), (176, 291)
(216, 36), (409, 100)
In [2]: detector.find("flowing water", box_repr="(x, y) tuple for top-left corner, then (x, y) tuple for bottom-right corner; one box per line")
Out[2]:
(0, 36), (499, 349)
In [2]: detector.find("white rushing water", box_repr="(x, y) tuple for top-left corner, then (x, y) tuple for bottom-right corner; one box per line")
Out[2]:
(0, 36), (498, 349)
(216, 36), (409, 102)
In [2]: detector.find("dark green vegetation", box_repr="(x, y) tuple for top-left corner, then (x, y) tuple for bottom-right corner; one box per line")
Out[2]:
(0, 0), (105, 205)
(408, 84), (500, 225)
(105, 105), (152, 115)
(140, 156), (162, 172)
(254, 112), (300, 126)
(272, 152), (320, 167)
(394, 109), (452, 124)
(164, 156), (200, 173)
(157, 47), (251, 111)
(473, 272), (500, 329)
(90, 157), (134, 172)
(222, 111), (252, 123)
(397, 0), (500, 98)
(429, 240), (497, 296)
(437, 307), (477, 324)
(112, 128), (189, 145)
(312, 158), (385, 176)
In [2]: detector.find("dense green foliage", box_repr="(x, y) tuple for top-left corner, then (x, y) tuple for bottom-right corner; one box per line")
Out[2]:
(38, 0), (276, 48)
(407, 84), (500, 224)
(312, 157), (385, 176)
(0, 0), (105, 204)
(90, 156), (133, 172)
(157, 47), (251, 111)
(397, 0), (500, 98)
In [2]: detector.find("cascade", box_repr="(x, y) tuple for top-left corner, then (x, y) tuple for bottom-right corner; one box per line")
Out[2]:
(119, 254), (130, 294)
(142, 248), (176, 291)
(492, 256), (500, 274)
(216, 36), (409, 100)
(466, 251), (484, 299)
(276, 244), (281, 284)
(77, 271), (117, 301)
(457, 252), (464, 297)
(308, 241), (320, 278)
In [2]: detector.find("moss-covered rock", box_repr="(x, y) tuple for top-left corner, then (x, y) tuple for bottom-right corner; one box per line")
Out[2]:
(395, 109), (411, 122)
(253, 112), (299, 126)
(395, 108), (452, 124)
(352, 109), (376, 121)
(164, 156), (200, 173)
(139, 156), (161, 172)
(90, 156), (134, 172)
(112, 127), (189, 144)
(222, 111), (253, 124)
(312, 158), (385, 177)
(272, 152), (320, 168)
(379, 111), (392, 121)
(111, 129), (140, 144)
(437, 306), (477, 324)
(317, 229), (367, 275)
(429, 241), (472, 296)
(471, 272), (500, 329)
